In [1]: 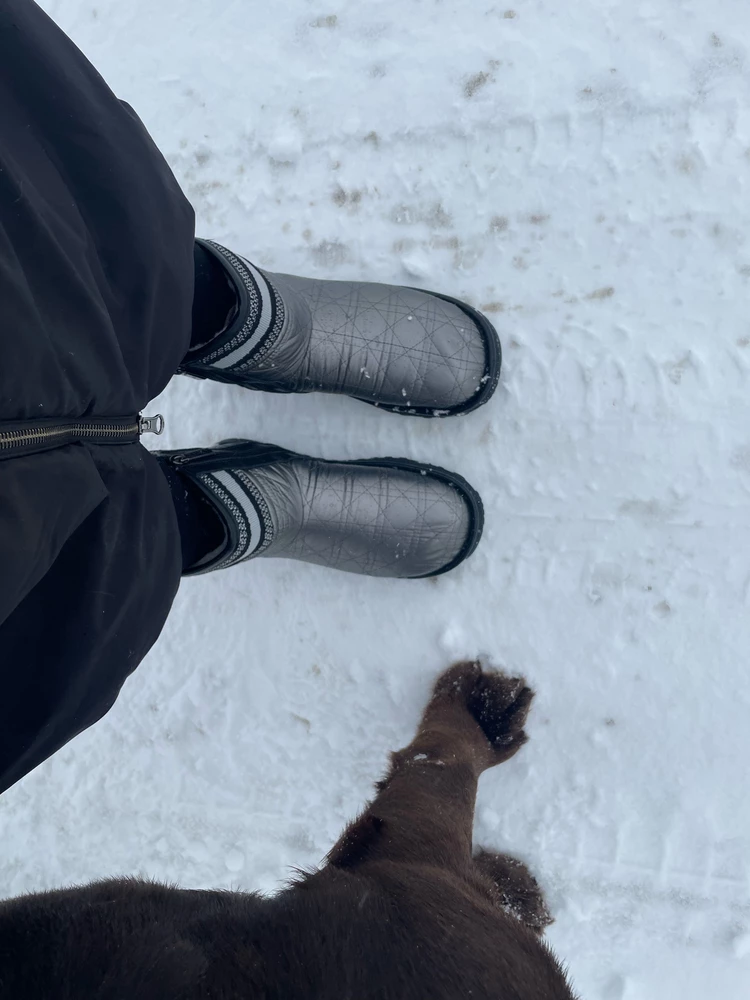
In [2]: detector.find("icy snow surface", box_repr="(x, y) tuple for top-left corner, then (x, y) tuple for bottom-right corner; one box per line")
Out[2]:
(2, 2), (750, 997)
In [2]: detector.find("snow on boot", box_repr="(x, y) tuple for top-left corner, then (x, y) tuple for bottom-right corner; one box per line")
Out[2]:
(179, 239), (501, 417)
(159, 440), (484, 578)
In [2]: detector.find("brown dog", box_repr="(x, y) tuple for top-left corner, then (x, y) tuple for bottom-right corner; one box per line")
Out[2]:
(0, 662), (577, 999)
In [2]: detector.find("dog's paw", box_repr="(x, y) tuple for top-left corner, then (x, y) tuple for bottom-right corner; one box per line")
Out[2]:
(431, 660), (484, 702)
(431, 661), (534, 763)
(467, 667), (534, 761)
(474, 850), (553, 935)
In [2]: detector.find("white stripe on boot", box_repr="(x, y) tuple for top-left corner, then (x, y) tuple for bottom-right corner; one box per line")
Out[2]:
(212, 258), (276, 370)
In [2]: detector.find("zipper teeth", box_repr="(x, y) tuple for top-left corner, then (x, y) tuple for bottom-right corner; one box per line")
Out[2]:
(0, 421), (138, 451)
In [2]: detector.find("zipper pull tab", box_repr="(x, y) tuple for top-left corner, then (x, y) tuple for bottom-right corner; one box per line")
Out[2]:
(139, 413), (165, 436)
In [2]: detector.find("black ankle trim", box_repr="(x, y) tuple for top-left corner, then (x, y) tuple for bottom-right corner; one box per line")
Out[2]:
(190, 241), (239, 352)
(182, 240), (286, 373)
(160, 460), (228, 573)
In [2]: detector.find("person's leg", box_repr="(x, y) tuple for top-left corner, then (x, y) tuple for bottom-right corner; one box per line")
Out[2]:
(0, 1), (194, 793)
(190, 241), (238, 351)
(0, 446), (184, 797)
(159, 461), (227, 572)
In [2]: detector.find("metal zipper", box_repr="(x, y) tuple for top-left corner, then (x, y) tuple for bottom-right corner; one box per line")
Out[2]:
(138, 414), (165, 436)
(0, 413), (165, 457)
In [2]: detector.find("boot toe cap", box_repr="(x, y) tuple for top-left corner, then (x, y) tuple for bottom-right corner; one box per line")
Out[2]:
(316, 459), (483, 579)
(361, 287), (501, 417)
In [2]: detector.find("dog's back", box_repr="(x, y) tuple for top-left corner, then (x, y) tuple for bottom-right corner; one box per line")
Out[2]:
(1, 871), (569, 999)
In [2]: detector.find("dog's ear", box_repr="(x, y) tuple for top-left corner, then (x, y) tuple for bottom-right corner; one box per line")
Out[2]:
(96, 930), (207, 1000)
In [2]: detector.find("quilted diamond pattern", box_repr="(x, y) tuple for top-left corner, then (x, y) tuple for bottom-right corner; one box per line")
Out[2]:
(253, 457), (472, 578)
(243, 273), (491, 413)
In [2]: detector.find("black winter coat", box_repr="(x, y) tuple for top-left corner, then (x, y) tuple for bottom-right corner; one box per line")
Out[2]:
(0, 0), (195, 794)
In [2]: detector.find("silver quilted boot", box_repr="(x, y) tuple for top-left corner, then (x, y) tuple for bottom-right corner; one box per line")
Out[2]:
(160, 440), (483, 577)
(180, 239), (501, 417)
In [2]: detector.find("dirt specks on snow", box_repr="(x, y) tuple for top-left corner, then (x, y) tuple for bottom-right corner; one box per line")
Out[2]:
(332, 186), (363, 209)
(310, 14), (338, 29)
(464, 70), (491, 99)
(585, 286), (615, 300)
(310, 239), (352, 267)
(390, 202), (453, 229)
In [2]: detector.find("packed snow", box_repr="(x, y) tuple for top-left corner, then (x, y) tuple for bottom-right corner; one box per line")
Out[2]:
(2, 1), (750, 997)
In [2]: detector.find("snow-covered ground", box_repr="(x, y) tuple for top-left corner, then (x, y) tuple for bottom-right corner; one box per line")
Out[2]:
(2, 1), (750, 996)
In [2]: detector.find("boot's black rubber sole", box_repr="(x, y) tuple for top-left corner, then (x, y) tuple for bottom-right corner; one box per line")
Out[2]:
(161, 440), (484, 578)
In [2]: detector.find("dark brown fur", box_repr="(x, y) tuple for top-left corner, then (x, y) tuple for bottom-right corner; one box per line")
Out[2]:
(0, 662), (577, 999)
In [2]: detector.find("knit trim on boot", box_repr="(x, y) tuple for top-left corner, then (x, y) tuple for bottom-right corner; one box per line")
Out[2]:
(182, 239), (286, 373)
(188, 468), (275, 574)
